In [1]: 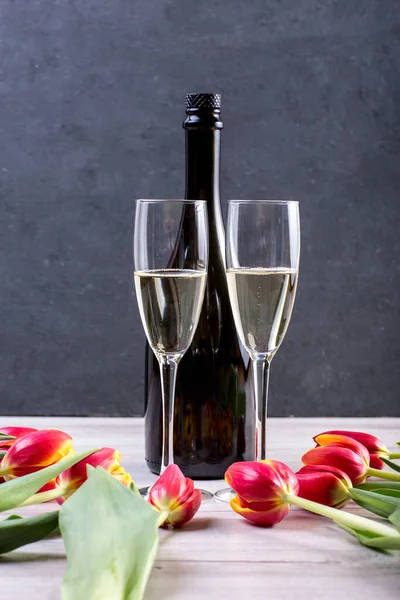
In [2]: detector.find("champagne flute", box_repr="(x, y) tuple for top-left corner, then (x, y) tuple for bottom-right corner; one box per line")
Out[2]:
(215, 200), (300, 502)
(134, 199), (212, 501)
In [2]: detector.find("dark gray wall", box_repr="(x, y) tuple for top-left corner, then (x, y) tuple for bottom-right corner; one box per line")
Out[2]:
(0, 1), (399, 417)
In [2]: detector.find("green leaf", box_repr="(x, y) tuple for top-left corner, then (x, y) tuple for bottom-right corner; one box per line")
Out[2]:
(0, 451), (6, 459)
(389, 506), (400, 529)
(0, 449), (97, 512)
(349, 488), (400, 519)
(372, 489), (400, 499)
(0, 434), (16, 441)
(0, 511), (59, 554)
(337, 523), (383, 540)
(356, 533), (400, 550)
(337, 523), (400, 550)
(356, 481), (400, 491)
(60, 467), (160, 600)
(129, 480), (141, 496)
(381, 457), (400, 473)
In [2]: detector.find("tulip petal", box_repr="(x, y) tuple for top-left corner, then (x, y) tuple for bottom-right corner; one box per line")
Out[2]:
(165, 489), (202, 527)
(0, 427), (37, 450)
(149, 465), (193, 512)
(38, 479), (58, 493)
(57, 448), (119, 490)
(225, 461), (299, 504)
(1, 429), (73, 478)
(296, 465), (352, 508)
(230, 494), (290, 527)
(313, 434), (370, 464)
(297, 464), (352, 483)
(314, 430), (389, 456)
(148, 465), (201, 527)
(369, 454), (385, 470)
(302, 445), (368, 485)
(110, 465), (132, 488)
(56, 448), (132, 503)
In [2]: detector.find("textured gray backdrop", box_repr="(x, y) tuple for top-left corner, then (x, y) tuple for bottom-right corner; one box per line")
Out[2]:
(0, 1), (399, 417)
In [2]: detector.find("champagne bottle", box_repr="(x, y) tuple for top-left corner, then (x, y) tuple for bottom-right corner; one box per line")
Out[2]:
(144, 93), (255, 478)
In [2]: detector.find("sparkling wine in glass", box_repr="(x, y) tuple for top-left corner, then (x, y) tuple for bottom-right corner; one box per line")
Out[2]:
(215, 200), (300, 502)
(134, 199), (212, 501)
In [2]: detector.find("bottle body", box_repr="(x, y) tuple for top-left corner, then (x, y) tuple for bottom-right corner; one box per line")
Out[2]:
(144, 95), (255, 478)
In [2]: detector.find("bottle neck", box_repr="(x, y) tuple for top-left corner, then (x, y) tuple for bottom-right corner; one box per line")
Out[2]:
(184, 129), (221, 202)
(183, 109), (223, 203)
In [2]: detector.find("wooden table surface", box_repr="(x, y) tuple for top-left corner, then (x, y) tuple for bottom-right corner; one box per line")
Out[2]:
(0, 416), (399, 599)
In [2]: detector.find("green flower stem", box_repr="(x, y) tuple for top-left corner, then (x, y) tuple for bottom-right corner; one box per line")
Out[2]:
(367, 467), (400, 481)
(389, 453), (400, 460)
(356, 480), (400, 490)
(285, 493), (399, 538)
(18, 487), (66, 507)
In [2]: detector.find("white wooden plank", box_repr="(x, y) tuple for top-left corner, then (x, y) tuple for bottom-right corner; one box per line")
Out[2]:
(145, 561), (400, 600)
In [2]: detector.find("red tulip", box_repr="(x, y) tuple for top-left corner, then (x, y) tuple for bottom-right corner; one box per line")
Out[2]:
(303, 431), (400, 485)
(313, 433), (370, 461)
(301, 440), (369, 485)
(314, 430), (390, 470)
(0, 429), (73, 480)
(0, 426), (38, 450)
(224, 460), (400, 543)
(148, 465), (201, 527)
(55, 447), (132, 503)
(296, 465), (352, 508)
(225, 460), (299, 526)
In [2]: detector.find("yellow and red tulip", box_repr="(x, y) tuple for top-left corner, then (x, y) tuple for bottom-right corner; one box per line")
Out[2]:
(225, 460), (299, 526)
(224, 460), (400, 544)
(314, 430), (399, 469)
(0, 429), (73, 481)
(0, 426), (38, 450)
(301, 437), (370, 485)
(303, 433), (400, 484)
(148, 464), (201, 527)
(296, 465), (352, 508)
(55, 447), (132, 503)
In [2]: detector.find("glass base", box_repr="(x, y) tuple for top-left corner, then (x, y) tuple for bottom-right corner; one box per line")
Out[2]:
(139, 486), (213, 504)
(139, 486), (151, 499)
(200, 489), (214, 503)
(214, 487), (236, 503)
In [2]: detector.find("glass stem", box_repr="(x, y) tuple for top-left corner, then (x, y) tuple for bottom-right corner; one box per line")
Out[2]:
(159, 354), (180, 474)
(253, 356), (270, 462)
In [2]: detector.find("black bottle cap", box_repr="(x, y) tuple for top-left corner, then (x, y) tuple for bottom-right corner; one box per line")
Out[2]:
(185, 93), (221, 110)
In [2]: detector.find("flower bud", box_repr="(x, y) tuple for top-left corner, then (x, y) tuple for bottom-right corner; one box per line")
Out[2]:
(0, 426), (38, 450)
(296, 465), (352, 508)
(1, 429), (73, 479)
(314, 430), (389, 470)
(225, 460), (299, 527)
(55, 447), (132, 503)
(302, 439), (369, 485)
(148, 465), (201, 527)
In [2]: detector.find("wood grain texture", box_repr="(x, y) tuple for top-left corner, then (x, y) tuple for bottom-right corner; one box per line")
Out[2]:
(0, 417), (399, 599)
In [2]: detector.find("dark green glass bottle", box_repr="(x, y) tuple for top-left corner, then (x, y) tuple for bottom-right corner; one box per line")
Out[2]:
(144, 94), (255, 478)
